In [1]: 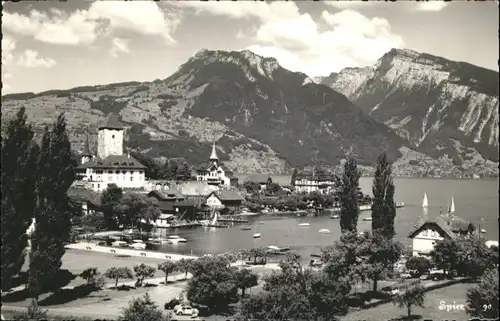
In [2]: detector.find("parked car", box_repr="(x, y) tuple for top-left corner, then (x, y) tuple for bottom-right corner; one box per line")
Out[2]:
(381, 286), (400, 295)
(400, 273), (412, 279)
(173, 304), (199, 317)
(420, 273), (432, 280)
(164, 298), (182, 310)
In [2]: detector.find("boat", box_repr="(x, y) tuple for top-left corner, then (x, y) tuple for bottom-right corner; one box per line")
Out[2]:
(167, 235), (187, 244)
(362, 217), (373, 221)
(241, 226), (252, 230)
(239, 210), (259, 216)
(310, 253), (322, 258)
(129, 240), (146, 250)
(199, 220), (210, 227)
(449, 196), (455, 214)
(261, 208), (270, 214)
(422, 193), (429, 208)
(318, 229), (331, 234)
(396, 202), (405, 208)
(111, 240), (128, 248)
(206, 210), (228, 228)
(259, 221), (264, 225)
(266, 245), (290, 254)
(298, 223), (310, 227)
(253, 233), (261, 238)
(148, 238), (169, 245)
(330, 214), (340, 219)
(480, 229), (486, 234)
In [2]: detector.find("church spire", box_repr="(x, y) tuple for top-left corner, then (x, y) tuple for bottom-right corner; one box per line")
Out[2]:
(82, 130), (92, 156)
(210, 140), (218, 160)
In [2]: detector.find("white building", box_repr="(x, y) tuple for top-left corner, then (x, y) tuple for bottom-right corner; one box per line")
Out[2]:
(408, 214), (473, 257)
(75, 113), (147, 192)
(293, 170), (336, 194)
(196, 141), (238, 187)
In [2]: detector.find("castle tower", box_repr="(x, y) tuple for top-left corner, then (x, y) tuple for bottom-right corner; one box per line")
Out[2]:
(210, 140), (218, 167)
(81, 130), (92, 164)
(97, 113), (123, 159)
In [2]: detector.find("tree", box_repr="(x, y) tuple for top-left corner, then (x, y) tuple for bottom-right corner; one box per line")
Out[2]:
(15, 299), (48, 320)
(177, 161), (192, 181)
(100, 184), (123, 230)
(336, 158), (361, 233)
(134, 263), (156, 287)
(129, 151), (161, 179)
(79, 267), (106, 289)
(456, 237), (497, 279)
(29, 114), (77, 299)
(406, 256), (432, 276)
(234, 268), (259, 297)
(364, 233), (402, 292)
(430, 238), (461, 277)
(104, 266), (133, 289)
(187, 256), (238, 312)
(265, 183), (282, 196)
(290, 168), (298, 186)
(239, 253), (350, 320)
(80, 212), (106, 231)
(118, 193), (160, 231)
(466, 268), (499, 319)
(158, 261), (178, 285)
(243, 181), (261, 194)
(371, 152), (396, 239)
(162, 160), (178, 180)
(176, 258), (194, 279)
(1, 107), (39, 291)
(121, 293), (164, 321)
(392, 282), (426, 318)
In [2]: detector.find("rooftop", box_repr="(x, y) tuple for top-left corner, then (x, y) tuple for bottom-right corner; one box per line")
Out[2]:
(99, 113), (123, 130)
(77, 154), (146, 170)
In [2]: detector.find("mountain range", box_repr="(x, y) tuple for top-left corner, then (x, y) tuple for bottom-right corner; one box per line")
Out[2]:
(1, 48), (498, 176)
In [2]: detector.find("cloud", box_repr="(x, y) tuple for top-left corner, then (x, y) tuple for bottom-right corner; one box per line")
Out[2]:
(414, 2), (449, 12)
(109, 37), (130, 58)
(323, 1), (378, 9)
(250, 9), (404, 77)
(170, 2), (403, 77)
(2, 2), (178, 46)
(16, 50), (56, 68)
(2, 36), (16, 67)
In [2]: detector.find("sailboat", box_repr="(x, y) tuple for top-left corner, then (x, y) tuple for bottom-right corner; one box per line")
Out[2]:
(422, 193), (429, 209)
(449, 196), (455, 214)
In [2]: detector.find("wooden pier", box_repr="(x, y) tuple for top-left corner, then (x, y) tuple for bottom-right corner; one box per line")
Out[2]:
(217, 216), (249, 223)
(206, 223), (228, 228)
(167, 222), (201, 229)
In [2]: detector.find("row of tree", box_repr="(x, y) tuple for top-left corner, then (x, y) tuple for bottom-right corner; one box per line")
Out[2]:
(1, 108), (78, 302)
(130, 152), (192, 181)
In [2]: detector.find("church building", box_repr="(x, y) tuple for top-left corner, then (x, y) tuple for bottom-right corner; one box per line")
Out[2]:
(75, 113), (147, 192)
(196, 142), (238, 187)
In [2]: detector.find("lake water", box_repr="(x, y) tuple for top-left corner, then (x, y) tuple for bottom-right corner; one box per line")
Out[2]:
(156, 177), (499, 263)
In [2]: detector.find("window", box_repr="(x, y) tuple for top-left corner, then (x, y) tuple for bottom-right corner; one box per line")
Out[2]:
(97, 184), (100, 189)
(109, 176), (113, 181)
(130, 177), (133, 181)
(108, 171), (113, 174)
(112, 135), (115, 138)
(422, 230), (428, 236)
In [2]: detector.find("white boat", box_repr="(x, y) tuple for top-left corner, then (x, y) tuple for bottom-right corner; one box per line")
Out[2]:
(253, 233), (261, 238)
(318, 229), (331, 234)
(148, 238), (169, 245)
(261, 209), (270, 214)
(298, 223), (310, 227)
(422, 193), (429, 208)
(362, 217), (373, 221)
(485, 240), (499, 248)
(396, 202), (405, 208)
(449, 196), (455, 214)
(330, 214), (340, 219)
(167, 235), (187, 244)
(266, 245), (290, 254)
(130, 240), (146, 250)
(199, 220), (210, 227)
(111, 241), (128, 248)
(480, 229), (487, 234)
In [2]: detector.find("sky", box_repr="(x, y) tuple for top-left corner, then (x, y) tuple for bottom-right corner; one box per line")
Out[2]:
(2, 0), (499, 94)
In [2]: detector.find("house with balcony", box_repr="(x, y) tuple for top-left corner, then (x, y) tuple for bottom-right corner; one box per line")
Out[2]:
(293, 169), (336, 194)
(205, 190), (244, 209)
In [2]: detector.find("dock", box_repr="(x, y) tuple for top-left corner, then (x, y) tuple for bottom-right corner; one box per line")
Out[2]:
(217, 216), (249, 223)
(206, 223), (228, 228)
(167, 222), (201, 229)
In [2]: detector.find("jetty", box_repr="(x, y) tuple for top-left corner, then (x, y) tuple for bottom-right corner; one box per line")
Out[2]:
(217, 216), (249, 223)
(168, 222), (201, 229)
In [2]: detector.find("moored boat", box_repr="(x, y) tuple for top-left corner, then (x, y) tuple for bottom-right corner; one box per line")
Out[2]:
(298, 223), (310, 227)
(362, 217), (373, 221)
(318, 229), (331, 234)
(422, 193), (429, 208)
(241, 226), (252, 230)
(253, 233), (261, 238)
(330, 214), (340, 219)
